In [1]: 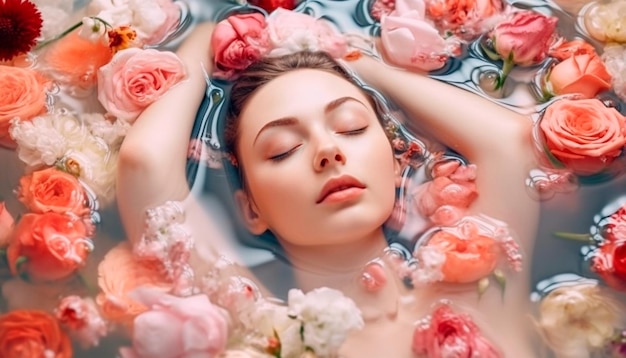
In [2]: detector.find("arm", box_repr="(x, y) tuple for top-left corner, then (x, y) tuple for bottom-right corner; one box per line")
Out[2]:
(116, 22), (214, 243)
(349, 55), (540, 252)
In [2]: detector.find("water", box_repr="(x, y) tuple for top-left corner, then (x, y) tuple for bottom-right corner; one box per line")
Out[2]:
(1, 0), (625, 356)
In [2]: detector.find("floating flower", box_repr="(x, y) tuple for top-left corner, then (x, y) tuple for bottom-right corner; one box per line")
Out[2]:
(249, 0), (297, 13)
(108, 25), (137, 53)
(6, 212), (93, 282)
(287, 287), (364, 357)
(548, 38), (597, 62)
(0, 201), (14, 247)
(489, 10), (558, 88)
(0, 0), (43, 61)
(581, 0), (626, 43)
(56, 296), (108, 349)
(537, 98), (626, 176)
(547, 53), (612, 99)
(0, 310), (72, 357)
(537, 283), (620, 357)
(424, 0), (506, 40)
(412, 301), (502, 358)
(119, 287), (229, 358)
(370, 0), (396, 21)
(601, 44), (626, 103)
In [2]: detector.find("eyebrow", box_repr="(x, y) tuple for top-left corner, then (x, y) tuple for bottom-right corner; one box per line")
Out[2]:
(253, 96), (366, 144)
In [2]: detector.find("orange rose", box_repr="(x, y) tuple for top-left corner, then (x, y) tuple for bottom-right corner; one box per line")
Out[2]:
(17, 167), (90, 217)
(426, 230), (499, 283)
(0, 310), (72, 358)
(539, 99), (626, 175)
(6, 212), (93, 282)
(548, 53), (612, 99)
(0, 201), (14, 247)
(96, 242), (172, 326)
(426, 0), (504, 38)
(0, 65), (48, 148)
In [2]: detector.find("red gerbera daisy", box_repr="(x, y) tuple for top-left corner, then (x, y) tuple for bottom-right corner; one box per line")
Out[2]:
(0, 0), (43, 61)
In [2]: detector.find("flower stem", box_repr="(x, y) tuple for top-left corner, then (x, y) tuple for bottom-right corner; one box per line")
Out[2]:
(495, 57), (514, 90)
(34, 17), (112, 51)
(552, 232), (592, 243)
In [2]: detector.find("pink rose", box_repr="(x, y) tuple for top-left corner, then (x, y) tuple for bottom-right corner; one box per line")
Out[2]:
(413, 302), (502, 358)
(211, 13), (269, 78)
(265, 9), (348, 59)
(492, 10), (558, 66)
(548, 53), (612, 99)
(0, 201), (14, 247)
(98, 48), (186, 123)
(381, 0), (452, 71)
(539, 98), (626, 175)
(119, 287), (229, 358)
(425, 0), (506, 39)
(55, 296), (108, 349)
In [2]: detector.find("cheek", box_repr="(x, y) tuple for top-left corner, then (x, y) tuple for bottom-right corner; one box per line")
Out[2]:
(244, 163), (311, 216)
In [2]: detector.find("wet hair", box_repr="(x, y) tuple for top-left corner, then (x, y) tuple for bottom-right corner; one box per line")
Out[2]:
(224, 51), (375, 161)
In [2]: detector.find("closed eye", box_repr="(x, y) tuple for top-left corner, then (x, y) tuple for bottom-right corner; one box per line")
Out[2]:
(340, 127), (368, 135)
(269, 144), (301, 162)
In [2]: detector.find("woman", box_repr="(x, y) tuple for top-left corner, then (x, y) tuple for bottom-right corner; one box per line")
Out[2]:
(117, 20), (539, 357)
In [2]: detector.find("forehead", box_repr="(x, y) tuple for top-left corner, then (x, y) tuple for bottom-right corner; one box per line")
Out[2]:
(238, 69), (371, 132)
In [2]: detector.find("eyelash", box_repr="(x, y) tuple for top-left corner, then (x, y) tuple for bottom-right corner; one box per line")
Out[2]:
(268, 127), (367, 162)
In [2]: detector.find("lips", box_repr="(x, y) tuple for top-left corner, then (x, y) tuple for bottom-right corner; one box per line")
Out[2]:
(316, 175), (366, 204)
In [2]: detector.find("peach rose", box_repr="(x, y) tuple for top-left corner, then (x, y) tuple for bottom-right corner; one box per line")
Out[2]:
(0, 310), (72, 358)
(0, 201), (14, 247)
(17, 167), (90, 217)
(6, 212), (93, 282)
(0, 65), (48, 148)
(548, 53), (612, 99)
(98, 48), (186, 123)
(425, 230), (499, 283)
(539, 99), (626, 175)
(96, 242), (172, 326)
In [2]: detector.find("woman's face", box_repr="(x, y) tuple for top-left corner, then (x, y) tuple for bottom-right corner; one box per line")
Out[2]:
(236, 69), (397, 247)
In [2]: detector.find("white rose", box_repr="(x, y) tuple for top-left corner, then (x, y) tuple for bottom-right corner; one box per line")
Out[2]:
(538, 283), (619, 357)
(601, 44), (626, 102)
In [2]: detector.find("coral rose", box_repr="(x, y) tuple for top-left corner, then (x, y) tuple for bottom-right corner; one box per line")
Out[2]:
(96, 242), (172, 326)
(491, 10), (558, 66)
(6, 212), (93, 282)
(98, 48), (186, 123)
(0, 65), (48, 148)
(0, 310), (72, 358)
(0, 201), (14, 247)
(539, 98), (626, 175)
(211, 13), (269, 78)
(425, 230), (499, 283)
(17, 167), (90, 217)
(119, 287), (229, 358)
(548, 53), (612, 99)
(412, 302), (502, 358)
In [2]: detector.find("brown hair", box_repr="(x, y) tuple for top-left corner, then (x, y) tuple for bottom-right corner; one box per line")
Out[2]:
(223, 51), (370, 157)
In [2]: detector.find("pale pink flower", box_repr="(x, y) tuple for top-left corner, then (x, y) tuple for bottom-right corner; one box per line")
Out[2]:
(0, 201), (14, 247)
(265, 9), (348, 59)
(119, 287), (229, 358)
(380, 0), (458, 71)
(55, 296), (108, 349)
(601, 44), (626, 103)
(78, 17), (108, 44)
(97, 48), (186, 123)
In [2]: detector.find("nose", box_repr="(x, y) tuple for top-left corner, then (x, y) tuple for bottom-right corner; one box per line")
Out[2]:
(313, 139), (346, 171)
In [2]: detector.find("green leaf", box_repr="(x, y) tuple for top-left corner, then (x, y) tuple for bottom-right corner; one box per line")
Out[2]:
(15, 256), (29, 282)
(552, 232), (592, 243)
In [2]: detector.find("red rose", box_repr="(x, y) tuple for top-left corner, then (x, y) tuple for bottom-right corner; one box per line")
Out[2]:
(412, 303), (502, 358)
(211, 13), (270, 78)
(249, 0), (296, 13)
(492, 11), (558, 66)
(17, 167), (90, 217)
(593, 239), (626, 291)
(6, 212), (93, 282)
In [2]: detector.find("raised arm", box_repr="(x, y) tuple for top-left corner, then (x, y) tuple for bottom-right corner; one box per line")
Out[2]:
(349, 55), (540, 252)
(116, 23), (214, 243)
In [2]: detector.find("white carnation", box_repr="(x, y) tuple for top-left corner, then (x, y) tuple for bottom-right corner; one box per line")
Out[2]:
(10, 115), (71, 167)
(81, 113), (129, 150)
(287, 287), (363, 357)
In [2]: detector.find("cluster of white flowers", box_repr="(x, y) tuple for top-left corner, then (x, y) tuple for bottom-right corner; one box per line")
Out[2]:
(9, 111), (128, 204)
(602, 44), (626, 103)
